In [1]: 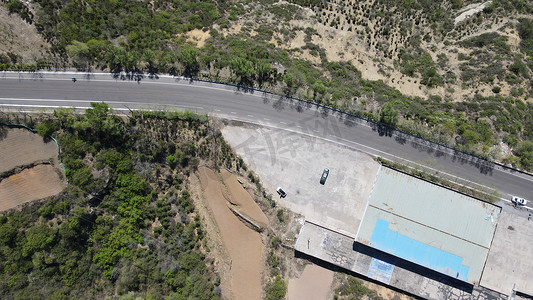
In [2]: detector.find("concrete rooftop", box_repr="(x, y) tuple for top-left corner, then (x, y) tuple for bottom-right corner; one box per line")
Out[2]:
(295, 221), (505, 300)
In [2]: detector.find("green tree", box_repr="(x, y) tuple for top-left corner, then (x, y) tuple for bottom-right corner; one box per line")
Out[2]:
(256, 60), (275, 86)
(265, 275), (286, 300)
(312, 82), (327, 100)
(283, 72), (296, 94)
(5, 0), (33, 23)
(179, 45), (199, 77)
(421, 67), (443, 87)
(461, 129), (481, 145)
(380, 102), (399, 126)
(86, 102), (110, 129)
(66, 41), (91, 69)
(518, 18), (533, 57)
(36, 120), (59, 137)
(0, 223), (17, 245)
(515, 140), (533, 170)
(167, 154), (177, 167)
(230, 57), (255, 84)
(53, 107), (77, 128)
(22, 223), (56, 257)
(86, 39), (108, 63)
(143, 49), (156, 73)
(0, 53), (9, 64)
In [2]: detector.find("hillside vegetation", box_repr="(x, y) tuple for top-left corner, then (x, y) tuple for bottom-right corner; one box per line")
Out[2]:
(1, 0), (533, 170)
(0, 106), (226, 299)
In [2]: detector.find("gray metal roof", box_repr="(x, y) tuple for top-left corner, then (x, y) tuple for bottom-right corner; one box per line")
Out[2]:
(355, 167), (501, 285)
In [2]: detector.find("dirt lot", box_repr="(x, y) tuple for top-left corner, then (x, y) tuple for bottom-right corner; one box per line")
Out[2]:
(288, 263), (334, 300)
(0, 127), (58, 173)
(196, 166), (267, 300)
(0, 127), (66, 211)
(0, 164), (64, 211)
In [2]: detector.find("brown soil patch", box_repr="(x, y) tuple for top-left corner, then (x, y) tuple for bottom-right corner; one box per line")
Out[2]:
(362, 280), (413, 300)
(221, 22), (243, 38)
(189, 172), (232, 300)
(0, 128), (58, 173)
(185, 28), (211, 48)
(197, 167), (264, 300)
(0, 6), (50, 64)
(0, 164), (65, 211)
(220, 169), (268, 228)
(288, 263), (334, 300)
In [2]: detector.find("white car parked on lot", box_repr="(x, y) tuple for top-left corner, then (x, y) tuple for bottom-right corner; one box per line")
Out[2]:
(511, 196), (528, 206)
(276, 187), (287, 198)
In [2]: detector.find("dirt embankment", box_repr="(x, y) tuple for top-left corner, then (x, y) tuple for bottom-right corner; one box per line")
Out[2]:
(0, 6), (50, 64)
(0, 127), (66, 211)
(288, 263), (334, 300)
(0, 128), (58, 173)
(196, 166), (268, 300)
(220, 169), (269, 228)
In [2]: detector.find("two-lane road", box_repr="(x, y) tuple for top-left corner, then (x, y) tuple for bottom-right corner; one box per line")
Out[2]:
(1, 71), (532, 213)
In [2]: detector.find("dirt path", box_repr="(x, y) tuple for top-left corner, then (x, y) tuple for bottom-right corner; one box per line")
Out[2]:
(288, 264), (334, 300)
(0, 128), (58, 173)
(198, 167), (264, 300)
(0, 164), (64, 211)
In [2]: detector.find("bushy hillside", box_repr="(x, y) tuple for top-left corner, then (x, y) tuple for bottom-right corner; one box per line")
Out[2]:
(0, 106), (226, 299)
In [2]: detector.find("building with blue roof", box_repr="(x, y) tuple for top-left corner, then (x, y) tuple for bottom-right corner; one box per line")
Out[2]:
(355, 167), (500, 285)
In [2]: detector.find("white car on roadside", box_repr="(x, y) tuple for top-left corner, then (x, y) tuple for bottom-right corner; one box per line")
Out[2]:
(276, 187), (287, 198)
(511, 196), (528, 206)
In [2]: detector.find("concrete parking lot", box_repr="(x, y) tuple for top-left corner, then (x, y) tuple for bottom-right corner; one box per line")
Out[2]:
(222, 121), (533, 299)
(221, 123), (380, 235)
(480, 210), (533, 296)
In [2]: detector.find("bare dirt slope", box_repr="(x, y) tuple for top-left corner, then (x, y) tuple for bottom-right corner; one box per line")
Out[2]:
(0, 127), (66, 211)
(197, 166), (265, 300)
(0, 127), (57, 173)
(220, 169), (269, 228)
(220, 2), (530, 101)
(288, 263), (334, 300)
(0, 6), (50, 63)
(0, 164), (64, 211)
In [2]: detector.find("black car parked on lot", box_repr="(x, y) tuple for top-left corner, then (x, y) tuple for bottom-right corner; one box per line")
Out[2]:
(320, 168), (329, 185)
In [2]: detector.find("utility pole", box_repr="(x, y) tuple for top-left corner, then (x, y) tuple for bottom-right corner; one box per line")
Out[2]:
(508, 283), (517, 300)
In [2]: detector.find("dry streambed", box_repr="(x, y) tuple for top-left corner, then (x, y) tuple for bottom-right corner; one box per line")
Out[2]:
(197, 167), (268, 300)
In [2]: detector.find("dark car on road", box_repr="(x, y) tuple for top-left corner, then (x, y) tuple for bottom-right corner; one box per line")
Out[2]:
(320, 168), (329, 185)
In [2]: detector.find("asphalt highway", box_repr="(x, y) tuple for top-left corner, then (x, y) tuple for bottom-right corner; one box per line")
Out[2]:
(1, 71), (532, 213)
